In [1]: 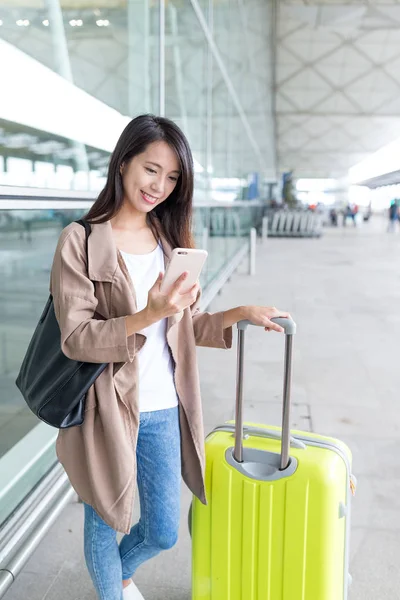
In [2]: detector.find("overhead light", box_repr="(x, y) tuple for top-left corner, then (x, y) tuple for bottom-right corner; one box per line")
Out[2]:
(296, 178), (336, 192)
(96, 19), (110, 27)
(16, 19), (30, 27)
(0, 20), (3, 27)
(42, 19), (49, 26)
(69, 19), (83, 27)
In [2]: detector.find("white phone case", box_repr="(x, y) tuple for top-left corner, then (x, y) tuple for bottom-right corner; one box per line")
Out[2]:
(160, 248), (208, 294)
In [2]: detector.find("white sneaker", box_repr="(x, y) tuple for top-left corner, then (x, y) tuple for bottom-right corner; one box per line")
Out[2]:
(122, 580), (145, 600)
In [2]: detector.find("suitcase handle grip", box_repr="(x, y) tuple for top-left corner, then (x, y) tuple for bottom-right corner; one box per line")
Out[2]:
(234, 318), (295, 470)
(238, 317), (296, 335)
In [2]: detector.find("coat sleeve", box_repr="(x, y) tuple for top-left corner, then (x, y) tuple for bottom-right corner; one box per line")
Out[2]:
(190, 288), (232, 349)
(51, 227), (146, 363)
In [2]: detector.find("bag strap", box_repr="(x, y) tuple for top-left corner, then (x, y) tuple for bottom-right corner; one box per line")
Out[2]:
(75, 219), (91, 258)
(47, 220), (93, 305)
(74, 220), (104, 318)
(75, 219), (92, 277)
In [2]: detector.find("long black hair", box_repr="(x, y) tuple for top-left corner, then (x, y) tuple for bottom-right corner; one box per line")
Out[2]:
(85, 114), (194, 249)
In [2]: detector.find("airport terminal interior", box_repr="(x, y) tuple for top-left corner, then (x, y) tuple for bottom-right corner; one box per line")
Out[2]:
(1, 1), (400, 599)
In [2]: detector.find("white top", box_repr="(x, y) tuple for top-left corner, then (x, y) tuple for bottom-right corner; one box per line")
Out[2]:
(120, 245), (179, 413)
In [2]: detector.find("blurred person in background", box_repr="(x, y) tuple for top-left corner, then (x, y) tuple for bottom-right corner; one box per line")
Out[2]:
(387, 199), (399, 233)
(363, 201), (372, 222)
(329, 207), (338, 226)
(343, 203), (357, 227)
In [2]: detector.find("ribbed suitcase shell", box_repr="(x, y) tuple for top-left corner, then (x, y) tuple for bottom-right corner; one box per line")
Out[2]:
(192, 422), (352, 600)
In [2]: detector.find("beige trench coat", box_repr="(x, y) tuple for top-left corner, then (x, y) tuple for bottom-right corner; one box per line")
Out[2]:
(50, 220), (232, 533)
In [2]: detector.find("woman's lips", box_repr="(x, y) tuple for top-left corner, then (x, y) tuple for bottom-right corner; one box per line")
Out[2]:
(140, 190), (158, 205)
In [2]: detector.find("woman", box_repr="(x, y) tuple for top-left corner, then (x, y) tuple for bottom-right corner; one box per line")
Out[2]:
(50, 114), (289, 600)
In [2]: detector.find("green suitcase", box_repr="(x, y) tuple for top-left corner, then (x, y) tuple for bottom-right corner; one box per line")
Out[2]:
(191, 318), (355, 599)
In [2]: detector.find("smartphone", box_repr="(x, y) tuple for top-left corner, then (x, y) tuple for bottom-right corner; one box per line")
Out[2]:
(160, 248), (208, 294)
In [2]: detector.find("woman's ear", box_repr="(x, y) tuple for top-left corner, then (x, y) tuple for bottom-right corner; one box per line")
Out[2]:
(119, 163), (125, 175)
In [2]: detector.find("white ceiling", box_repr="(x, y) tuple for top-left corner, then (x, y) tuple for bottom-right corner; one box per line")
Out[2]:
(277, 1), (400, 179)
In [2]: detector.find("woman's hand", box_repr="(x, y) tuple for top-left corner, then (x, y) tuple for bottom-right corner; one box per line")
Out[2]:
(222, 305), (291, 332)
(243, 306), (291, 332)
(145, 272), (199, 322)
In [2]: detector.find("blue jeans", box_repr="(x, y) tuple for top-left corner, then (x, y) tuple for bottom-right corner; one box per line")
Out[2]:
(83, 407), (181, 600)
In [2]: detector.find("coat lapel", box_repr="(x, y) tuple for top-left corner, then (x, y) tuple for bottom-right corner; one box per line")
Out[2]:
(87, 221), (183, 326)
(87, 221), (137, 318)
(87, 221), (118, 282)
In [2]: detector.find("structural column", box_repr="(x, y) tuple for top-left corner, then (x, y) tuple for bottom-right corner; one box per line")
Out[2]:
(44, 0), (89, 176)
(128, 0), (151, 115)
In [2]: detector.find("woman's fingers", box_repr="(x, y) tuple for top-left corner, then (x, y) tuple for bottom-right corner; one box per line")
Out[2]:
(264, 318), (285, 333)
(191, 282), (200, 296)
(278, 311), (291, 318)
(167, 279), (200, 312)
(181, 283), (199, 305)
(149, 272), (164, 295)
(170, 272), (188, 294)
(271, 308), (291, 319)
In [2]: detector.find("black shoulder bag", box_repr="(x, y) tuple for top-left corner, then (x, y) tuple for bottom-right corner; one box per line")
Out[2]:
(15, 220), (108, 429)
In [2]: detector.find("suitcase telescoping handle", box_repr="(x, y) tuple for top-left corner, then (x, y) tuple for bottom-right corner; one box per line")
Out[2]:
(234, 317), (297, 470)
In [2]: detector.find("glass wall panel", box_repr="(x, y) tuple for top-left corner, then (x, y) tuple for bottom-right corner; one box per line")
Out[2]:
(165, 1), (208, 196)
(0, 207), (86, 523)
(211, 0), (275, 188)
(0, 1), (160, 191)
(0, 209), (86, 450)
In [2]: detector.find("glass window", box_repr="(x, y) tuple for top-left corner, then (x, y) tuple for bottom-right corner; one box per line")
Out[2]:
(0, 1), (160, 191)
(0, 208), (86, 523)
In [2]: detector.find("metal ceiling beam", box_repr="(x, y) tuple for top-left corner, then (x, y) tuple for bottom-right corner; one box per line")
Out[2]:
(275, 5), (400, 177)
(159, 0), (165, 115)
(276, 23), (305, 44)
(278, 41), (366, 114)
(45, 0), (89, 173)
(206, 0), (213, 185)
(278, 29), (400, 143)
(271, 0), (279, 177)
(128, 0), (150, 115)
(276, 38), (345, 91)
(168, 4), (188, 135)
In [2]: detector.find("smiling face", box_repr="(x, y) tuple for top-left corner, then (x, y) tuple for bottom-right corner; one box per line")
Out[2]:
(120, 140), (181, 215)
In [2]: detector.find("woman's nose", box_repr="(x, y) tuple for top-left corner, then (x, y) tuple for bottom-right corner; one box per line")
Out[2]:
(151, 177), (164, 195)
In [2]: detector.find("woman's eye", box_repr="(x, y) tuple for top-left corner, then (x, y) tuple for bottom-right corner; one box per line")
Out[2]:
(169, 177), (178, 182)
(145, 167), (156, 174)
